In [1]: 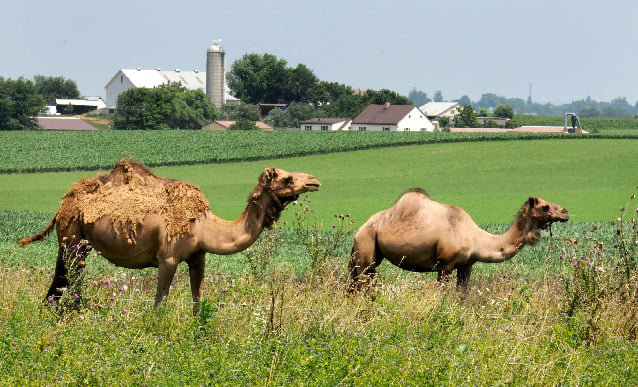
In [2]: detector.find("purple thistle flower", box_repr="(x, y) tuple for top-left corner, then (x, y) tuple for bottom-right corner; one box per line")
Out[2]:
(613, 243), (619, 248)
(73, 293), (79, 299)
(573, 262), (578, 267)
(105, 280), (111, 286)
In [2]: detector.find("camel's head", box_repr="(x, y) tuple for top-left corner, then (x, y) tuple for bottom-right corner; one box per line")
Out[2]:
(524, 197), (570, 229)
(251, 166), (321, 205)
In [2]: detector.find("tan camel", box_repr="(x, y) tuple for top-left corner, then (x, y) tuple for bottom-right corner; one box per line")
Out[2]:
(349, 189), (569, 291)
(19, 159), (320, 313)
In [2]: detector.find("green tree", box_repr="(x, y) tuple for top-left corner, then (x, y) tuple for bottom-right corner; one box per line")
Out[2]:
(311, 81), (352, 106)
(227, 53), (291, 104)
(433, 90), (444, 102)
(219, 102), (261, 121)
(264, 107), (294, 129)
(286, 64), (319, 103)
(454, 105), (479, 128)
(579, 107), (600, 118)
(0, 77), (45, 130)
(113, 83), (217, 130)
(365, 89), (412, 105)
(229, 117), (259, 130)
(33, 75), (80, 104)
(493, 104), (514, 119)
(456, 95), (472, 106)
(408, 88), (430, 106)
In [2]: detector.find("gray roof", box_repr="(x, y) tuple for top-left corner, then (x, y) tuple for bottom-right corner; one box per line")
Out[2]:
(351, 104), (416, 125)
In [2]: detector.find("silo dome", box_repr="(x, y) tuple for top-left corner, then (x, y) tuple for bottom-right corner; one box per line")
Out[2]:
(207, 41), (224, 53)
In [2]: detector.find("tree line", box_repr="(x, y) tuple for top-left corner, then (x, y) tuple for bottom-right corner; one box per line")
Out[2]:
(409, 89), (638, 118)
(0, 76), (80, 130)
(2, 52), (637, 130)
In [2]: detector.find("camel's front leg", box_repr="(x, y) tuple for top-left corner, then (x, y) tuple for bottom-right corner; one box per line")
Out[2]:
(155, 256), (179, 308)
(349, 228), (378, 292)
(456, 264), (473, 289)
(187, 252), (206, 315)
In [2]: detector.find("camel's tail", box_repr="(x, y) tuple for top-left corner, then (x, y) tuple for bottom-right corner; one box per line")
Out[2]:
(18, 214), (57, 246)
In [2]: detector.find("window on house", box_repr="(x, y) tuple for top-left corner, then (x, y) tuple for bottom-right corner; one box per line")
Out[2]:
(404, 128), (410, 131)
(358, 126), (367, 131)
(304, 125), (312, 130)
(120, 75), (123, 83)
(382, 127), (390, 131)
(321, 125), (328, 131)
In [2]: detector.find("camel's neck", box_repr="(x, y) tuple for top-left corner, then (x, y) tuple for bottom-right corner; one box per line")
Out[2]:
(195, 192), (283, 255)
(472, 213), (540, 263)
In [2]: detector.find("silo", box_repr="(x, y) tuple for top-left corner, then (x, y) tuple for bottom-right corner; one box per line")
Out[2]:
(206, 40), (226, 108)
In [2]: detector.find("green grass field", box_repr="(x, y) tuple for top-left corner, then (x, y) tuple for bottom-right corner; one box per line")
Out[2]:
(2, 139), (636, 226)
(2, 133), (638, 384)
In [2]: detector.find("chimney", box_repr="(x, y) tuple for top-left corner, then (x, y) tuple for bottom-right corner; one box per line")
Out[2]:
(384, 102), (390, 109)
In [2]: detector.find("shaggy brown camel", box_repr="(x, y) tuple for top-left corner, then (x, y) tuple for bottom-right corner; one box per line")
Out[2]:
(349, 189), (569, 291)
(19, 160), (320, 313)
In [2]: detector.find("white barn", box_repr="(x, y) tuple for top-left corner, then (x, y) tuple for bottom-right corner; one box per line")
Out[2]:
(351, 103), (434, 131)
(104, 68), (238, 108)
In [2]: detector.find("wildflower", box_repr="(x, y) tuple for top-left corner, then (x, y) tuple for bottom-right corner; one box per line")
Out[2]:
(109, 296), (115, 302)
(47, 296), (55, 303)
(73, 292), (79, 299)
(123, 309), (129, 315)
(332, 224), (336, 229)
(586, 261), (592, 267)
(613, 243), (619, 248)
(573, 261), (578, 267)
(105, 280), (111, 286)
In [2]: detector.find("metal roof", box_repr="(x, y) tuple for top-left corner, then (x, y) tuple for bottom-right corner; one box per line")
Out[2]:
(113, 69), (207, 90)
(419, 102), (460, 117)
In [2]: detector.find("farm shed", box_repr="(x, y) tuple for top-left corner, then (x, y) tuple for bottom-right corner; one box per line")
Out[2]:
(351, 103), (434, 132)
(300, 118), (351, 131)
(419, 102), (461, 121)
(53, 98), (106, 115)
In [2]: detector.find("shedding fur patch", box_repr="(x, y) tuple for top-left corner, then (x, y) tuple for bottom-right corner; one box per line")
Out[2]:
(56, 159), (209, 243)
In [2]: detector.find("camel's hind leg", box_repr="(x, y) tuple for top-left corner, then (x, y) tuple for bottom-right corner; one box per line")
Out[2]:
(45, 240), (89, 303)
(349, 227), (380, 292)
(46, 246), (69, 301)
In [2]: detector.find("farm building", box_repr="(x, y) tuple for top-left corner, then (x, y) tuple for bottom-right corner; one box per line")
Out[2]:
(105, 68), (239, 109)
(351, 103), (434, 132)
(300, 118), (351, 131)
(49, 98), (106, 115)
(419, 102), (461, 121)
(202, 120), (273, 131)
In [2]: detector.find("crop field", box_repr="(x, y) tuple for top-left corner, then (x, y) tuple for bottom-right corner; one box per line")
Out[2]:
(1, 131), (638, 384)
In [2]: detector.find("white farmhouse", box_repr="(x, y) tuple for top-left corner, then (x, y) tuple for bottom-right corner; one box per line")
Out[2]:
(300, 118), (351, 131)
(351, 103), (434, 131)
(104, 68), (239, 109)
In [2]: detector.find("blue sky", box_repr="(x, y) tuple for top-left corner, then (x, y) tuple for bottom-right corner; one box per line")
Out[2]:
(3, 0), (637, 104)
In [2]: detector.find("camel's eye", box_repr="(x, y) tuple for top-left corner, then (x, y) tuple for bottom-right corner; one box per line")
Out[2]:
(541, 205), (550, 212)
(282, 176), (293, 185)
